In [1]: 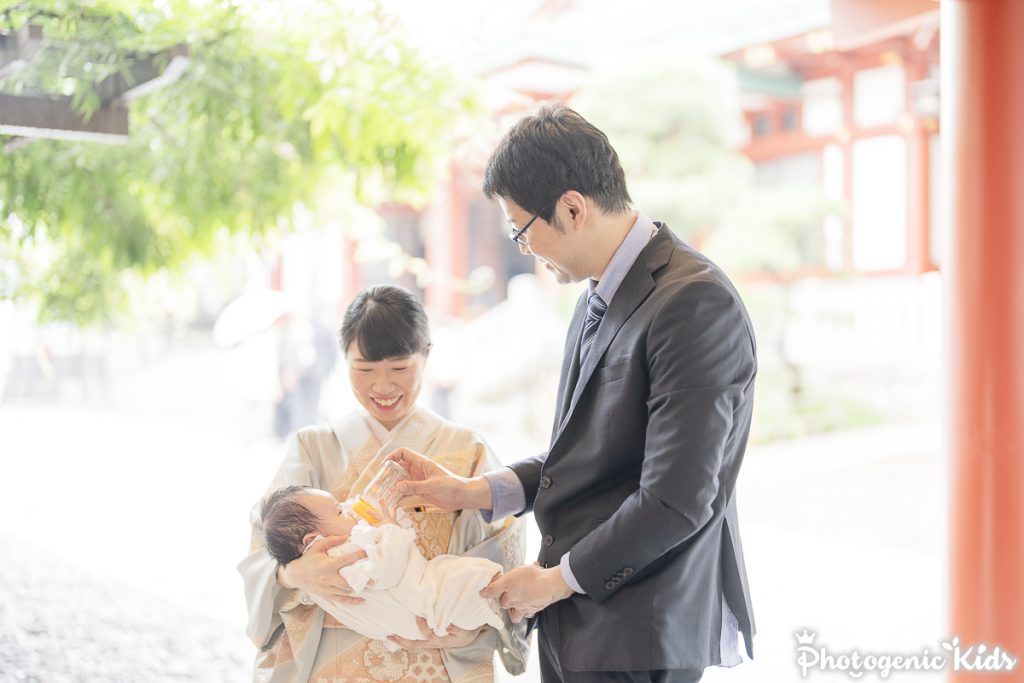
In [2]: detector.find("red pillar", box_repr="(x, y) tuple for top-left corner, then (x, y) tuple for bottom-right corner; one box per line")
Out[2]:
(946, 1), (1024, 678)
(342, 235), (362, 304)
(840, 65), (855, 271)
(423, 168), (468, 321)
(905, 50), (931, 274)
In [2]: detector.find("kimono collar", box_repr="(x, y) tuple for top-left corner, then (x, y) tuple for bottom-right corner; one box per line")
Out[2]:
(360, 405), (420, 444)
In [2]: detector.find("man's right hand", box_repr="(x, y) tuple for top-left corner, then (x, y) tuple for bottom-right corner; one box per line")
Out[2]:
(277, 535), (366, 603)
(386, 447), (493, 512)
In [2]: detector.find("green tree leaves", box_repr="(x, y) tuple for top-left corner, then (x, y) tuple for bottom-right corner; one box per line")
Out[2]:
(0, 0), (472, 325)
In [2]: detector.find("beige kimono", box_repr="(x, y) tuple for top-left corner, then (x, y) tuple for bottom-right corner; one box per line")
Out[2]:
(238, 406), (529, 683)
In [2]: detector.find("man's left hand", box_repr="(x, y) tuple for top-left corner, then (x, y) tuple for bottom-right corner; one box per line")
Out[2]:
(481, 563), (575, 623)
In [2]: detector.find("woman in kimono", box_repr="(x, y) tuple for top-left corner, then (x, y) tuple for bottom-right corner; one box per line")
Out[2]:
(239, 285), (528, 683)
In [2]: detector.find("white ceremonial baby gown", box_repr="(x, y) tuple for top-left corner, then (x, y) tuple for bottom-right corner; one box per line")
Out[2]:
(308, 519), (504, 651)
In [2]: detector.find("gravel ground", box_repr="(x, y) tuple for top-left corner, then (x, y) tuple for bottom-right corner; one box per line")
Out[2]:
(0, 535), (252, 683)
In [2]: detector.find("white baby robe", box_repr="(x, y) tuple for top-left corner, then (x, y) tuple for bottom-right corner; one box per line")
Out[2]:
(308, 521), (504, 651)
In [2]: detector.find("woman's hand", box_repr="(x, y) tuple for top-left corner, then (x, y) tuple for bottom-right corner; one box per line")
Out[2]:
(386, 447), (492, 512)
(387, 617), (485, 650)
(277, 535), (367, 603)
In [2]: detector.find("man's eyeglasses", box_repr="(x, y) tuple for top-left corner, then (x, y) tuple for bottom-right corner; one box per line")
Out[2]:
(508, 214), (539, 246)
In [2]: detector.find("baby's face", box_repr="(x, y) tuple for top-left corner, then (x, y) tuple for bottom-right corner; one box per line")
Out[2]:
(301, 490), (359, 540)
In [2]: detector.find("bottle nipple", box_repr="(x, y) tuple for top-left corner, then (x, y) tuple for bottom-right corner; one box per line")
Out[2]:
(351, 497), (383, 525)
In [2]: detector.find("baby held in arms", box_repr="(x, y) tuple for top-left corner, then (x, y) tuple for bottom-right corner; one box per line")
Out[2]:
(260, 485), (505, 650)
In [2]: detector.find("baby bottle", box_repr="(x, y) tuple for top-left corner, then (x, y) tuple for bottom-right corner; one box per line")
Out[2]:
(351, 460), (410, 525)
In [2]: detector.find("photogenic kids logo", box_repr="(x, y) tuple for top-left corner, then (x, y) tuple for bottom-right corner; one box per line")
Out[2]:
(794, 630), (1018, 678)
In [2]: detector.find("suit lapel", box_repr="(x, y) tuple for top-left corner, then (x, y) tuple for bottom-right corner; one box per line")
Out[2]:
(553, 226), (676, 444)
(556, 295), (587, 428)
(560, 268), (653, 431)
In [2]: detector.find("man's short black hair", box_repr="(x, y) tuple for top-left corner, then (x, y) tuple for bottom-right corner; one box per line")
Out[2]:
(482, 104), (632, 224)
(260, 485), (320, 566)
(339, 285), (431, 361)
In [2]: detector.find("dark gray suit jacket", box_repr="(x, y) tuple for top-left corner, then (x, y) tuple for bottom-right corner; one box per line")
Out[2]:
(508, 224), (756, 672)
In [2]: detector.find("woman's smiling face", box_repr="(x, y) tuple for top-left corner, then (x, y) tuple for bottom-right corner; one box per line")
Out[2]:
(346, 343), (427, 429)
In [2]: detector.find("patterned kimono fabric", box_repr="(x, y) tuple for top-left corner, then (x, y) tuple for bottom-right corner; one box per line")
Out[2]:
(240, 406), (528, 683)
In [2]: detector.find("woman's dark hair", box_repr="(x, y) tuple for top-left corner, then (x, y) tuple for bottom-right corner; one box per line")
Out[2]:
(339, 285), (431, 361)
(260, 485), (320, 566)
(482, 103), (632, 226)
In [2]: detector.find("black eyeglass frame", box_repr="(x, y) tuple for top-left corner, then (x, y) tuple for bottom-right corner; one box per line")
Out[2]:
(508, 214), (539, 246)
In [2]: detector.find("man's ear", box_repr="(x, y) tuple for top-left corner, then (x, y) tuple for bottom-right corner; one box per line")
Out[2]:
(559, 190), (587, 231)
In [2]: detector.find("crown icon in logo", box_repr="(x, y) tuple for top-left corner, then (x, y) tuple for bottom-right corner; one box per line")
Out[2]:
(795, 630), (816, 645)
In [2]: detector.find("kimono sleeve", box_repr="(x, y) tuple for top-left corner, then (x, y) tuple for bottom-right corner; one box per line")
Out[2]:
(445, 440), (530, 676)
(237, 433), (317, 649)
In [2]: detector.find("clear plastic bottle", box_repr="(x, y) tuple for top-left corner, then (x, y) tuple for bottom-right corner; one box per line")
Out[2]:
(351, 460), (409, 525)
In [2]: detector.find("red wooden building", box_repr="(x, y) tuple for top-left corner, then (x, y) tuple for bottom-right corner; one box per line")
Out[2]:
(722, 1), (940, 277)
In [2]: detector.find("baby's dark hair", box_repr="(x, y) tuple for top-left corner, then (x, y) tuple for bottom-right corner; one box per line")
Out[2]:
(260, 485), (320, 566)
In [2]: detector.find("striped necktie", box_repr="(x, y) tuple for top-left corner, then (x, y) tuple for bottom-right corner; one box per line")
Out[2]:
(579, 291), (607, 368)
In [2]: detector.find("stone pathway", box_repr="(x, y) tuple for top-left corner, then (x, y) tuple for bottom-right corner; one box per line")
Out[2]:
(0, 534), (252, 683)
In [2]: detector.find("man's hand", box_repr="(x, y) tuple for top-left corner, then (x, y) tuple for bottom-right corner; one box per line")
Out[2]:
(277, 535), (367, 603)
(386, 447), (492, 511)
(387, 616), (485, 650)
(481, 563), (575, 623)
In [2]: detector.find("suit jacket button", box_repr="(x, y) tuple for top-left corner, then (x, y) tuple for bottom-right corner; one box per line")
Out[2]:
(540, 475), (552, 489)
(622, 567), (634, 576)
(605, 581), (616, 590)
(543, 535), (553, 547)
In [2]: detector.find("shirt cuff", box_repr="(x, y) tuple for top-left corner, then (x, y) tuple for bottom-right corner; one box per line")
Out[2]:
(560, 552), (585, 594)
(479, 467), (526, 523)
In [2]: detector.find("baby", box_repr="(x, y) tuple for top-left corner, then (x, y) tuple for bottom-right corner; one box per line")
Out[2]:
(260, 485), (505, 649)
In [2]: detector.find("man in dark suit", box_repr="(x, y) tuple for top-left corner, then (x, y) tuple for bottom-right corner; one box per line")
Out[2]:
(389, 104), (756, 682)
